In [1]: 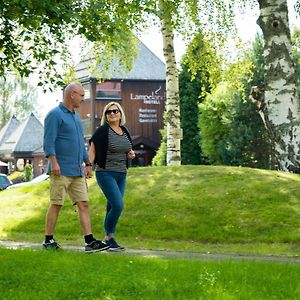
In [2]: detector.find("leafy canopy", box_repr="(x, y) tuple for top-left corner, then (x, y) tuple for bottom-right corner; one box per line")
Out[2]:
(0, 0), (151, 89)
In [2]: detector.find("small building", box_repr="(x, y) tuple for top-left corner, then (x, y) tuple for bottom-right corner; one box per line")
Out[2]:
(75, 40), (166, 166)
(0, 114), (46, 176)
(0, 116), (20, 173)
(0, 116), (20, 146)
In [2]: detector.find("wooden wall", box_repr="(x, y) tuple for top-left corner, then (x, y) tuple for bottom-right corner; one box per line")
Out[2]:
(78, 79), (166, 149)
(120, 80), (166, 146)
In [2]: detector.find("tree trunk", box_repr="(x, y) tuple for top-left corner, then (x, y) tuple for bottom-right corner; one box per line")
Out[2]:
(252, 0), (300, 172)
(159, 0), (182, 166)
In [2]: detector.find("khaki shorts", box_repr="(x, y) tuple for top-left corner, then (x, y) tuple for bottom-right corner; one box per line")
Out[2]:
(49, 175), (88, 205)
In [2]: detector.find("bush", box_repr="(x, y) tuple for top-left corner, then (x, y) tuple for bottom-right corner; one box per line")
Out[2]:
(24, 164), (33, 182)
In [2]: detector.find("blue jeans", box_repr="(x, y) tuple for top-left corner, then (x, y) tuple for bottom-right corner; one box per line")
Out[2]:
(95, 171), (126, 237)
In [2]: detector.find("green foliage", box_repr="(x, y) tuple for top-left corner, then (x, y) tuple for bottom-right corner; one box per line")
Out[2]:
(179, 64), (204, 165)
(0, 0), (151, 89)
(24, 164), (33, 182)
(181, 32), (222, 90)
(200, 81), (270, 168)
(0, 0), (261, 93)
(152, 114), (167, 166)
(247, 34), (265, 88)
(0, 0), (75, 88)
(199, 83), (236, 164)
(0, 78), (11, 128)
(151, 134), (167, 166)
(0, 75), (38, 128)
(179, 32), (221, 165)
(199, 35), (270, 168)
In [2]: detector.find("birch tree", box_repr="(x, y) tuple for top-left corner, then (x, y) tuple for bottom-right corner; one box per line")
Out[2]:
(153, 0), (233, 166)
(158, 0), (182, 165)
(186, 0), (300, 172)
(250, 0), (300, 172)
(184, 0), (300, 172)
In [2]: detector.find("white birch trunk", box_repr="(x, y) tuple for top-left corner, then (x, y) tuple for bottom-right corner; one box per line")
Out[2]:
(159, 0), (182, 166)
(252, 0), (300, 172)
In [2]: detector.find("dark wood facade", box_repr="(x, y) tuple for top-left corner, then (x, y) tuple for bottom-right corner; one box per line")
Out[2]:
(77, 77), (166, 166)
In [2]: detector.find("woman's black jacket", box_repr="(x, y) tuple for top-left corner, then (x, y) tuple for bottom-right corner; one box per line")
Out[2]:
(89, 123), (133, 169)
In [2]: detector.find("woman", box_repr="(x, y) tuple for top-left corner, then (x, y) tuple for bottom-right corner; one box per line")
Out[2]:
(89, 102), (135, 251)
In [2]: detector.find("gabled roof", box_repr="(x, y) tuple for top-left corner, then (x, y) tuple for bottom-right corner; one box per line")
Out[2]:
(75, 40), (166, 81)
(0, 113), (44, 155)
(0, 116), (20, 146)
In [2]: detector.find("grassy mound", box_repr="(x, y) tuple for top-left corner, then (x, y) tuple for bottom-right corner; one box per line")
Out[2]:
(1, 165), (300, 255)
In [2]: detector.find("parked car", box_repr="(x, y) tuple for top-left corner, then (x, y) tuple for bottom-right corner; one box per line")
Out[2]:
(0, 173), (12, 190)
(6, 173), (49, 189)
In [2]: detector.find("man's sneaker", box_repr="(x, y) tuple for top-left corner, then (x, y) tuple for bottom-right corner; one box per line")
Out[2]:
(106, 238), (125, 251)
(43, 239), (61, 250)
(85, 240), (109, 253)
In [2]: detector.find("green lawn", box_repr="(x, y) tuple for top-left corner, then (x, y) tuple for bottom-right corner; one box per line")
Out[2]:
(1, 165), (300, 256)
(1, 248), (300, 300)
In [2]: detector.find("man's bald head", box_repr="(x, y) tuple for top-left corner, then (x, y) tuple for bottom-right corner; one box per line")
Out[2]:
(63, 82), (85, 110)
(64, 83), (82, 98)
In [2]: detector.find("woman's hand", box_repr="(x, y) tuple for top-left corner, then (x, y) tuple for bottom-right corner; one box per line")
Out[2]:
(85, 165), (92, 178)
(127, 150), (136, 160)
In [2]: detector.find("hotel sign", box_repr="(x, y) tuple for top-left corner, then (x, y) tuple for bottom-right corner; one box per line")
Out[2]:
(130, 86), (165, 105)
(130, 86), (165, 123)
(139, 108), (157, 123)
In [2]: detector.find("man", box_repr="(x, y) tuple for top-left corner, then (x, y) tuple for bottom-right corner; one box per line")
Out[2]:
(43, 82), (109, 253)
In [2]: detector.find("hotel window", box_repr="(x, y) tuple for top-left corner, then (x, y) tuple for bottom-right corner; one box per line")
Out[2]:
(96, 81), (121, 100)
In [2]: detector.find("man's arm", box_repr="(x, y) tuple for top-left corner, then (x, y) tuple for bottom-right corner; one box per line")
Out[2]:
(48, 155), (61, 175)
(44, 111), (60, 175)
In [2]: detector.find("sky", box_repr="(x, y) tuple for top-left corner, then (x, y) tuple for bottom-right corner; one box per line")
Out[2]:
(36, 0), (300, 120)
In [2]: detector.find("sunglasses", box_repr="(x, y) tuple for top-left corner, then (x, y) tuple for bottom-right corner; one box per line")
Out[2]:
(73, 91), (85, 97)
(105, 109), (120, 115)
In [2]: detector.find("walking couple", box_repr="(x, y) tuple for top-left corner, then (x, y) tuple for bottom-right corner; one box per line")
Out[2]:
(42, 83), (135, 253)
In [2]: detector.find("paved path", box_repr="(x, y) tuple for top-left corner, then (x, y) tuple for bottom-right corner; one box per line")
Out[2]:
(1, 240), (300, 264)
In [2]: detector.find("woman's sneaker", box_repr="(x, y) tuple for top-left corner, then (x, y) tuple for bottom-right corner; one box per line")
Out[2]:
(106, 238), (125, 251)
(85, 240), (109, 253)
(42, 239), (61, 250)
